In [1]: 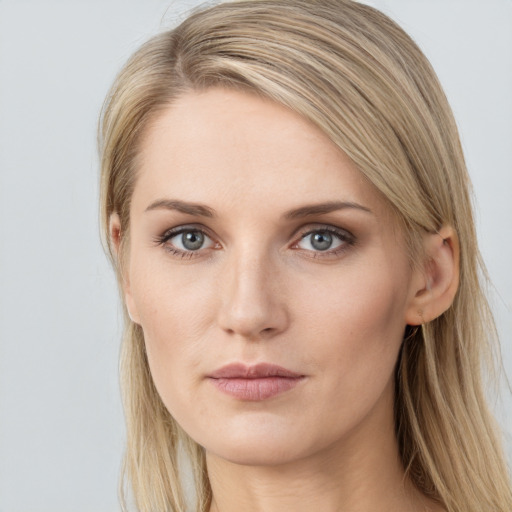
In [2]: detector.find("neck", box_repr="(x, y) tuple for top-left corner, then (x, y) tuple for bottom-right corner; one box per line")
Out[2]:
(206, 384), (440, 512)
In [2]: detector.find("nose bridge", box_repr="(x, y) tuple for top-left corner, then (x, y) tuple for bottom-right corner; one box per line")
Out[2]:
(218, 241), (287, 339)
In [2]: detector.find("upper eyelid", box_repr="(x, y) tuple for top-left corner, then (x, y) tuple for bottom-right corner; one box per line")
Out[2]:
(160, 224), (213, 239)
(292, 223), (354, 240)
(159, 222), (351, 236)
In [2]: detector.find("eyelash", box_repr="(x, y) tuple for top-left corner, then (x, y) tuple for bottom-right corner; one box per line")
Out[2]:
(154, 224), (356, 260)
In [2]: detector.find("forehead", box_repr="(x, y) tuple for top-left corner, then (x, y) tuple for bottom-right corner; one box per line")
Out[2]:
(132, 88), (390, 220)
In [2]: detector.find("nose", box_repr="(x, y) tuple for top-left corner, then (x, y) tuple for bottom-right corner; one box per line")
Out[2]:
(217, 250), (289, 341)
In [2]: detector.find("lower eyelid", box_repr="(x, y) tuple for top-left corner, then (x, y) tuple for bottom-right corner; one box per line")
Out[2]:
(162, 246), (196, 259)
(297, 242), (353, 261)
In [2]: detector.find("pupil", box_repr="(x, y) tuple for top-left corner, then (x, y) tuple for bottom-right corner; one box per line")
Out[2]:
(311, 232), (332, 251)
(182, 231), (204, 250)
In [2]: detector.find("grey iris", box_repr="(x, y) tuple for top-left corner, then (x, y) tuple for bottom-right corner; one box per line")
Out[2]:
(182, 231), (204, 250)
(311, 232), (332, 251)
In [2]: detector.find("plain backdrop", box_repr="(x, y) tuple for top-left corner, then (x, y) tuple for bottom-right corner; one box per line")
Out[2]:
(0, 1), (511, 511)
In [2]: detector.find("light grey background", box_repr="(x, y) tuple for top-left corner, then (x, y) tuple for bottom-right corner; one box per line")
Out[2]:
(0, 1), (510, 511)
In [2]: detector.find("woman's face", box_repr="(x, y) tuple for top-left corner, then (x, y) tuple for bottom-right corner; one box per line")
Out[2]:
(122, 88), (423, 465)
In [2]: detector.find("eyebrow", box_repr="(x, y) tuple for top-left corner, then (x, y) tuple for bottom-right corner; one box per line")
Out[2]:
(283, 201), (372, 219)
(145, 199), (215, 217)
(144, 199), (372, 219)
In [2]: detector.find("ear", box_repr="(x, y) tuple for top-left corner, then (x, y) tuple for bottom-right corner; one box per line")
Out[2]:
(109, 212), (122, 257)
(109, 213), (141, 324)
(405, 226), (460, 326)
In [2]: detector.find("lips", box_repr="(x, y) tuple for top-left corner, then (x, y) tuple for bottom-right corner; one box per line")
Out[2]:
(208, 363), (305, 401)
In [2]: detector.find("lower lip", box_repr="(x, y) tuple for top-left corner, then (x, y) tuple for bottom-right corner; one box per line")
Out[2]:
(209, 376), (304, 401)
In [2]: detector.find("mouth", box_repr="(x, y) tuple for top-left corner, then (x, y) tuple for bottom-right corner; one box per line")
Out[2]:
(207, 363), (305, 401)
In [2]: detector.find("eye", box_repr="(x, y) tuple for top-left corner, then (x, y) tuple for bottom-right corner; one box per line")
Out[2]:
(156, 226), (217, 257)
(294, 226), (354, 255)
(172, 230), (213, 251)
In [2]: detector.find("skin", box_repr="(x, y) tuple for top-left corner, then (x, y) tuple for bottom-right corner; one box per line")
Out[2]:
(113, 88), (456, 512)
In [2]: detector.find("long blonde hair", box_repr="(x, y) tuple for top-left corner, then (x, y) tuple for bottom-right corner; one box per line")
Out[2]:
(98, 1), (512, 511)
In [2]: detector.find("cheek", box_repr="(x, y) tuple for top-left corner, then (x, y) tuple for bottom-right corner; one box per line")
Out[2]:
(292, 261), (409, 391)
(128, 258), (219, 385)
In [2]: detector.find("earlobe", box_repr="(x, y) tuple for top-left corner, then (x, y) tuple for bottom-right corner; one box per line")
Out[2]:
(124, 293), (141, 325)
(108, 213), (141, 325)
(405, 226), (460, 326)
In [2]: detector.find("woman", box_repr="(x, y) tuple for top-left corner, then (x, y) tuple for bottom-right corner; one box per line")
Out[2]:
(98, 1), (512, 511)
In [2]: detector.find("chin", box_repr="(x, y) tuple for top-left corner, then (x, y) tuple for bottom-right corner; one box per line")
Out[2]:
(208, 438), (305, 467)
(198, 418), (333, 468)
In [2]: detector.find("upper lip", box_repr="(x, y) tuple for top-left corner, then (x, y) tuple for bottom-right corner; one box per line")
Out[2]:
(208, 363), (303, 379)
